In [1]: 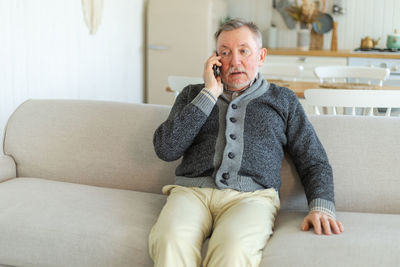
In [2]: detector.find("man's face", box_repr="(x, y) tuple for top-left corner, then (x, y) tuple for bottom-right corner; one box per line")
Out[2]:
(216, 27), (267, 91)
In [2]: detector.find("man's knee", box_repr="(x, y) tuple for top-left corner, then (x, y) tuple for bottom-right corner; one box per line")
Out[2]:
(206, 228), (269, 261)
(150, 225), (203, 251)
(149, 225), (205, 267)
(205, 237), (257, 267)
(210, 234), (248, 253)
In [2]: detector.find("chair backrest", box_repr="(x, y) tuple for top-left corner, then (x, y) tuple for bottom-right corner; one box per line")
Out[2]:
(168, 76), (204, 97)
(314, 66), (390, 86)
(260, 63), (304, 81)
(304, 89), (400, 116)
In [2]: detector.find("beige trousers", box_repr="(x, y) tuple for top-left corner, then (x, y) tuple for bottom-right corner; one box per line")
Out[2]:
(148, 185), (280, 267)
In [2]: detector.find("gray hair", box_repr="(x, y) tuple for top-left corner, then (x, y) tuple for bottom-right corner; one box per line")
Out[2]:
(214, 18), (263, 49)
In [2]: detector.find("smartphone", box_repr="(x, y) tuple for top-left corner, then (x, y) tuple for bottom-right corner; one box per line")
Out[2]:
(213, 52), (220, 77)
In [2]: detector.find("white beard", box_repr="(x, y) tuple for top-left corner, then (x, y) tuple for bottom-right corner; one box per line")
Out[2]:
(223, 71), (258, 91)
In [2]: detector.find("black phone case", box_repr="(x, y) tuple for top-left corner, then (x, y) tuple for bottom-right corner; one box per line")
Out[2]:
(213, 52), (220, 77)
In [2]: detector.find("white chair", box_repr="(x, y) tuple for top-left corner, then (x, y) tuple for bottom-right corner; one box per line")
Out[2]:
(260, 63), (304, 81)
(167, 75), (204, 98)
(304, 89), (400, 116)
(314, 66), (390, 86)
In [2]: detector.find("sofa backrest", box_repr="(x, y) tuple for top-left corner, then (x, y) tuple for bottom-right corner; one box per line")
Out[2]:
(303, 115), (400, 214)
(3, 100), (178, 194)
(280, 115), (400, 214)
(3, 100), (400, 214)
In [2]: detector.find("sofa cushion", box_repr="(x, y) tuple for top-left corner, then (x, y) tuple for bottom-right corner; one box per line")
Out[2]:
(0, 178), (166, 267)
(260, 211), (400, 267)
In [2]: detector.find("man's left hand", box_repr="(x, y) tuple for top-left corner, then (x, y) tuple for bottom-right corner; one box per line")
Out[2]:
(301, 211), (344, 235)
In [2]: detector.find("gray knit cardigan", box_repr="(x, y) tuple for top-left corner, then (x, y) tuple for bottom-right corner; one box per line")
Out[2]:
(153, 75), (336, 217)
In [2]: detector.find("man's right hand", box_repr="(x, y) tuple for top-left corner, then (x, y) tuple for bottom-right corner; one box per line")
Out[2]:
(203, 53), (223, 99)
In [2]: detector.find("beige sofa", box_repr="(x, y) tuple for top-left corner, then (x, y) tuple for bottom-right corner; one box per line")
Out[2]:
(1, 99), (399, 267)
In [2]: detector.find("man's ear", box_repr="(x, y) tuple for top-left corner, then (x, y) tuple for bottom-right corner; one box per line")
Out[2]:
(258, 48), (267, 66)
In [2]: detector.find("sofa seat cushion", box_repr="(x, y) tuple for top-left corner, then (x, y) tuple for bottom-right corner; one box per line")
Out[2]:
(260, 211), (400, 267)
(0, 178), (166, 267)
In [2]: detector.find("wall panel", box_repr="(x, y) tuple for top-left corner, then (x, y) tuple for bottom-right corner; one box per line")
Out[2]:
(0, 0), (146, 151)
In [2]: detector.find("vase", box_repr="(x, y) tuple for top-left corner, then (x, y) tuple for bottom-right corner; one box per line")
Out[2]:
(297, 27), (311, 51)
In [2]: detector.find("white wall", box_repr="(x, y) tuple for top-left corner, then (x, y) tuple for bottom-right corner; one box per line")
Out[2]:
(334, 0), (400, 50)
(227, 0), (400, 50)
(227, 0), (273, 32)
(0, 0), (146, 151)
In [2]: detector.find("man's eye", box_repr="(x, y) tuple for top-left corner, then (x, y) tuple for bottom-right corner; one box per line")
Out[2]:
(241, 49), (250, 56)
(220, 51), (229, 57)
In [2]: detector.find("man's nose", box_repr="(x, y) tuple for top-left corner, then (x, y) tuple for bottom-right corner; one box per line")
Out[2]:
(229, 51), (242, 66)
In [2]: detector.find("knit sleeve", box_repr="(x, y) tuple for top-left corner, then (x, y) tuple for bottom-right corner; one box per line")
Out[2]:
(284, 91), (336, 217)
(153, 86), (217, 162)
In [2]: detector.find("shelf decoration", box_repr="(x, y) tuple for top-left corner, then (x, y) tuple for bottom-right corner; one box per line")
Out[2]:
(286, 0), (320, 51)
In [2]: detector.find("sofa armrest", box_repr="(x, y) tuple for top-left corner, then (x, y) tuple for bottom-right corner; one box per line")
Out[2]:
(0, 155), (16, 182)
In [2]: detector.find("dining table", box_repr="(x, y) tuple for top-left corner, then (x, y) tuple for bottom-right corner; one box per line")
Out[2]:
(267, 80), (400, 98)
(166, 80), (400, 98)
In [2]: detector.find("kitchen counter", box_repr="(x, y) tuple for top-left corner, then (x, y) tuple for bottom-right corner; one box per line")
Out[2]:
(268, 49), (400, 59)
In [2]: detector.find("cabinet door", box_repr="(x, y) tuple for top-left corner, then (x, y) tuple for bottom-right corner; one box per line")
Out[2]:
(147, 0), (214, 105)
(262, 55), (347, 81)
(147, 0), (227, 105)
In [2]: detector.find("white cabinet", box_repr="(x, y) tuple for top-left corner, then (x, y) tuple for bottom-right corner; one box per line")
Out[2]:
(262, 55), (348, 81)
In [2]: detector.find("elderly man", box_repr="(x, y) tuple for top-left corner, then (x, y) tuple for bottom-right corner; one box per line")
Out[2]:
(149, 18), (344, 267)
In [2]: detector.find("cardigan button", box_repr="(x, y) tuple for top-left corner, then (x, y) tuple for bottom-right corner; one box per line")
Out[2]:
(229, 117), (237, 123)
(231, 104), (238, 109)
(229, 134), (237, 140)
(222, 172), (230, 179)
(220, 179), (228, 185)
(228, 152), (235, 159)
